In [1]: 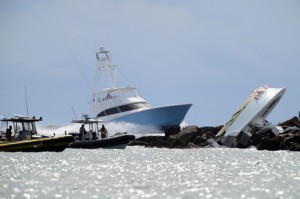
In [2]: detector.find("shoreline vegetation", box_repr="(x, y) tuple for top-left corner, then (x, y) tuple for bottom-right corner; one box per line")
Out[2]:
(129, 117), (300, 151)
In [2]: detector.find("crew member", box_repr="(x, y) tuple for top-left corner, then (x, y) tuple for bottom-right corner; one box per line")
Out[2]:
(79, 124), (86, 140)
(100, 124), (108, 138)
(6, 125), (12, 141)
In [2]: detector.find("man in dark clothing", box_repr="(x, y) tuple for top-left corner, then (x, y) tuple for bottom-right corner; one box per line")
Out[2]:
(6, 125), (12, 141)
(79, 124), (86, 140)
(100, 124), (108, 138)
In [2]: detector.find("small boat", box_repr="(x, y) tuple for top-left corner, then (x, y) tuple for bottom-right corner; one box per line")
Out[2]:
(215, 86), (286, 147)
(0, 116), (74, 152)
(91, 47), (192, 131)
(68, 114), (135, 149)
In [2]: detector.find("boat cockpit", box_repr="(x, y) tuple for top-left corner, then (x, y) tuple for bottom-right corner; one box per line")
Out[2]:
(1, 116), (42, 141)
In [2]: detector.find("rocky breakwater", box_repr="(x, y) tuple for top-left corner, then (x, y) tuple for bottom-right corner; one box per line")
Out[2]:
(251, 117), (300, 151)
(129, 117), (300, 151)
(129, 125), (223, 148)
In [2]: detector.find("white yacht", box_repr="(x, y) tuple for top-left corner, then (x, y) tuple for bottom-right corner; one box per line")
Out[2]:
(91, 47), (192, 131)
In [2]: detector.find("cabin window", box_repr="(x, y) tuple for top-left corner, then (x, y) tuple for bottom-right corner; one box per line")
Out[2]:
(105, 107), (120, 115)
(98, 111), (106, 117)
(96, 102), (148, 117)
(119, 104), (133, 112)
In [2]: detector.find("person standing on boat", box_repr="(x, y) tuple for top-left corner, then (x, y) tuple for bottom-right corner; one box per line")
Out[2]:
(79, 124), (86, 140)
(6, 125), (12, 141)
(100, 124), (108, 138)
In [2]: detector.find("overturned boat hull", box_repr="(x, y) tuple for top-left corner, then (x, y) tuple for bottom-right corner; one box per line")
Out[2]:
(0, 136), (74, 152)
(68, 134), (135, 149)
(216, 87), (286, 147)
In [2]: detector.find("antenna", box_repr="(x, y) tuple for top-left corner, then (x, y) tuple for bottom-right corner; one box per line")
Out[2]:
(62, 41), (93, 92)
(25, 85), (29, 116)
(71, 106), (78, 119)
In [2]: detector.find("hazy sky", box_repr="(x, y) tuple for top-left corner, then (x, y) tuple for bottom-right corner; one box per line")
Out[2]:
(1, 0), (299, 126)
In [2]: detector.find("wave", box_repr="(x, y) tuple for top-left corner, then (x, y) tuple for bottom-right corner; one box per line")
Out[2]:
(37, 121), (165, 137)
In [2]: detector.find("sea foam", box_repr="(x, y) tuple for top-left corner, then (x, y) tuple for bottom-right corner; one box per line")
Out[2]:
(37, 121), (164, 137)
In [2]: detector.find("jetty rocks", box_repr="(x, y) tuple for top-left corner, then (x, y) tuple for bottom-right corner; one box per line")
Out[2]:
(130, 126), (223, 148)
(129, 117), (300, 151)
(251, 117), (300, 151)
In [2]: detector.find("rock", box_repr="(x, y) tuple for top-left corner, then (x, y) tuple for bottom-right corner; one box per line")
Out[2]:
(186, 142), (199, 148)
(128, 121), (300, 151)
(251, 129), (300, 151)
(129, 125), (223, 148)
(129, 136), (171, 148)
(169, 126), (198, 148)
(278, 131), (300, 151)
(193, 136), (206, 145)
(277, 116), (300, 128)
(164, 127), (181, 137)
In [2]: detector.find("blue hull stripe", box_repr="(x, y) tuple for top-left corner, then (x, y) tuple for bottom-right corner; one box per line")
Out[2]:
(112, 104), (192, 128)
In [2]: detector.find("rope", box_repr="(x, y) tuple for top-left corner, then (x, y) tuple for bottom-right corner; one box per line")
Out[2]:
(216, 86), (268, 138)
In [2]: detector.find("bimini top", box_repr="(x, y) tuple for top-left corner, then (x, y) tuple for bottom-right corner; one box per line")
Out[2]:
(1, 116), (43, 122)
(71, 114), (103, 124)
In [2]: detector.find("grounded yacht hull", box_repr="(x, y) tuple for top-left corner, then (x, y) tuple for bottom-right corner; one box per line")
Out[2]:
(68, 134), (135, 149)
(111, 104), (192, 129)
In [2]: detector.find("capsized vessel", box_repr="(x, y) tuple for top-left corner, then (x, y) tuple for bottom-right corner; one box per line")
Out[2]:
(91, 47), (192, 131)
(215, 86), (286, 147)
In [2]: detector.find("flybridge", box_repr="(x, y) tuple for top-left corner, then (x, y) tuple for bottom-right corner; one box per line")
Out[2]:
(93, 86), (138, 95)
(92, 87), (141, 104)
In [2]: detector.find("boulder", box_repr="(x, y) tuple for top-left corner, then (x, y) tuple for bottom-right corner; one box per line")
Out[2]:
(128, 120), (300, 151)
(278, 131), (300, 151)
(277, 116), (300, 128)
(251, 129), (300, 151)
(129, 135), (171, 148)
(169, 126), (198, 148)
(129, 125), (223, 148)
(164, 127), (181, 137)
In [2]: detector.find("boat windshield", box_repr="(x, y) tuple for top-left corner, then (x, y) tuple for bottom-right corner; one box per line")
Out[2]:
(88, 123), (97, 132)
(13, 121), (37, 135)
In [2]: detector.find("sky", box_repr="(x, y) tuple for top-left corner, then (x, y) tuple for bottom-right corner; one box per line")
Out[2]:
(0, 0), (300, 127)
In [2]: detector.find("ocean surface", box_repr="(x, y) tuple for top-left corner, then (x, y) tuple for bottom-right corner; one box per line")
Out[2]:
(0, 147), (299, 199)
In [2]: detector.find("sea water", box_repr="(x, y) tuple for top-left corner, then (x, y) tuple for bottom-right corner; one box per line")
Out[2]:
(0, 147), (299, 199)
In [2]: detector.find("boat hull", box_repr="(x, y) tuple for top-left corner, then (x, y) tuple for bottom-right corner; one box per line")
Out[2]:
(217, 87), (286, 147)
(111, 104), (192, 130)
(68, 135), (135, 149)
(0, 136), (75, 152)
